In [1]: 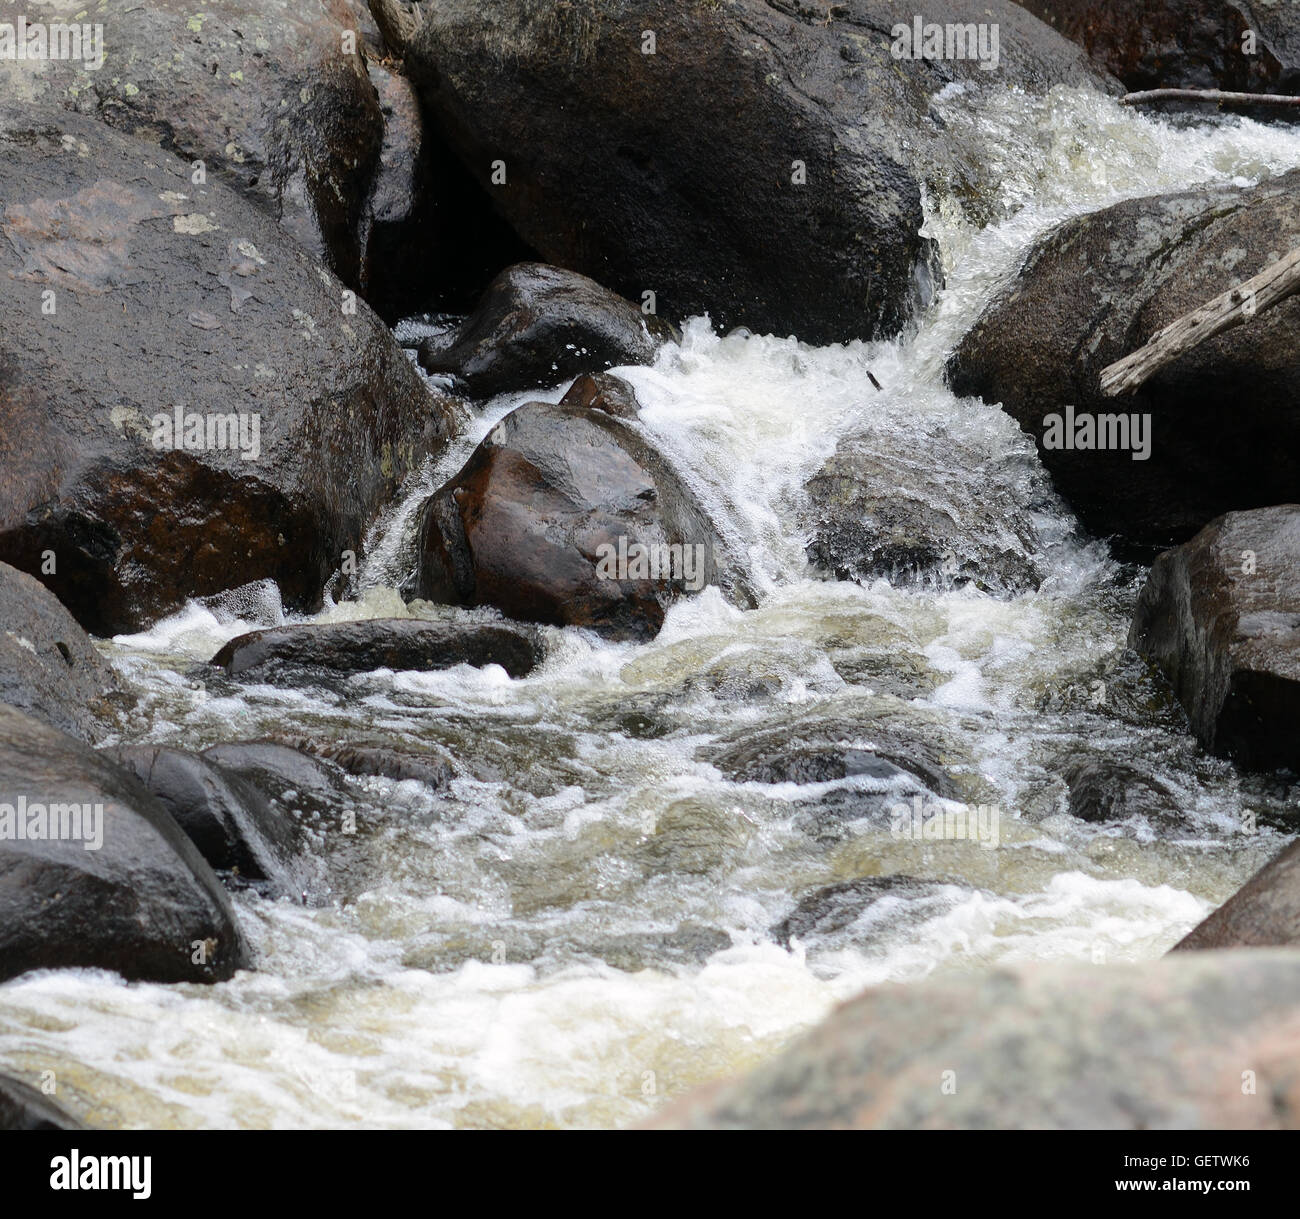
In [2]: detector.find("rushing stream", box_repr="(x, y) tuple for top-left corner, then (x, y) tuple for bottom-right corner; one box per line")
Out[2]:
(4, 88), (1300, 1129)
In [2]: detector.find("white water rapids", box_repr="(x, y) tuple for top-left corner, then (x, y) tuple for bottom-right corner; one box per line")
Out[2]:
(4, 88), (1300, 1129)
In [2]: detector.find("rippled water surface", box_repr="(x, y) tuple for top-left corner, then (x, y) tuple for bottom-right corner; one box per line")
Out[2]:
(3, 90), (1300, 1129)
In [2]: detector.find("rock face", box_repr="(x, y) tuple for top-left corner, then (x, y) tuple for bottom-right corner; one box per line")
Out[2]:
(948, 170), (1300, 555)
(103, 745), (317, 900)
(1129, 507), (1300, 771)
(0, 562), (125, 742)
(210, 617), (546, 679)
(0, 1076), (84, 1131)
(1174, 838), (1300, 950)
(418, 263), (671, 397)
(416, 399), (747, 640)
(805, 435), (1045, 595)
(0, 707), (250, 985)
(0, 103), (454, 635)
(1014, 1), (1300, 93)
(2, 0), (383, 284)
(404, 0), (1114, 344)
(647, 949), (1300, 1128)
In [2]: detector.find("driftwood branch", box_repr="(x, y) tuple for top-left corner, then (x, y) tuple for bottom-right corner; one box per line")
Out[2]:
(1099, 246), (1300, 396)
(368, 0), (423, 57)
(1121, 88), (1300, 108)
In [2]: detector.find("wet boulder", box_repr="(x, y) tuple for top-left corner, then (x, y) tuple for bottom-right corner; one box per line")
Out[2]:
(1061, 758), (1185, 828)
(0, 706), (250, 984)
(402, 0), (1114, 344)
(948, 169), (1300, 556)
(0, 1076), (84, 1131)
(418, 263), (671, 397)
(0, 102), (455, 635)
(4, 0), (384, 284)
(647, 949), (1300, 1128)
(771, 875), (946, 949)
(560, 372), (643, 421)
(210, 617), (546, 680)
(805, 432), (1046, 595)
(103, 745), (319, 901)
(1173, 838), (1300, 950)
(415, 399), (748, 640)
(1014, 1), (1300, 94)
(0, 561), (125, 743)
(1129, 506), (1300, 771)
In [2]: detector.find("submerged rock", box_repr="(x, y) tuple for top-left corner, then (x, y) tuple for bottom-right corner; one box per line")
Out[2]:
(1015, 1), (1300, 94)
(0, 103), (454, 634)
(416, 399), (749, 640)
(948, 170), (1300, 555)
(403, 0), (1113, 344)
(805, 434), (1045, 595)
(1173, 838), (1300, 950)
(0, 707), (250, 985)
(418, 263), (671, 397)
(103, 745), (319, 901)
(1061, 757), (1185, 828)
(0, 562), (125, 743)
(647, 949), (1300, 1128)
(0, 1076), (84, 1131)
(771, 875), (944, 948)
(1129, 506), (1300, 771)
(210, 617), (546, 680)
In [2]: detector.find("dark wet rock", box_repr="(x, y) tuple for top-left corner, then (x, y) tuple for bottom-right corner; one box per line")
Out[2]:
(948, 170), (1300, 556)
(0, 103), (455, 635)
(210, 618), (546, 680)
(1129, 507), (1300, 771)
(279, 736), (458, 791)
(0, 561), (125, 742)
(560, 372), (644, 421)
(709, 718), (961, 800)
(772, 875), (944, 947)
(1173, 838), (1300, 950)
(1014, 1), (1300, 94)
(0, 706), (249, 984)
(805, 434), (1045, 595)
(593, 924), (733, 973)
(199, 742), (351, 819)
(0, 1075), (85, 1131)
(647, 949), (1300, 1128)
(404, 0), (1113, 344)
(5, 0), (385, 283)
(1061, 757), (1185, 827)
(102, 745), (319, 900)
(1033, 647), (1191, 733)
(416, 399), (750, 640)
(418, 263), (671, 397)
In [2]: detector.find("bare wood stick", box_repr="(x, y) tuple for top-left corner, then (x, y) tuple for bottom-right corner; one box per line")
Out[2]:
(1121, 88), (1300, 108)
(1099, 246), (1300, 396)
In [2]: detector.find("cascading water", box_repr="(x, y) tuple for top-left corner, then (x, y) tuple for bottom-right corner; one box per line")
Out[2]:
(3, 88), (1300, 1129)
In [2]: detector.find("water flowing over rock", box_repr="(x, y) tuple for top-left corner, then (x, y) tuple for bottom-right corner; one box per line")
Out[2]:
(647, 949), (1300, 1128)
(948, 169), (1300, 556)
(415, 399), (750, 640)
(103, 745), (320, 901)
(401, 0), (1115, 344)
(1014, 1), (1300, 93)
(0, 561), (125, 742)
(0, 103), (455, 635)
(418, 263), (672, 397)
(1129, 506), (1300, 771)
(0, 1075), (85, 1131)
(0, 707), (250, 985)
(1174, 838), (1300, 950)
(2, 0), (385, 284)
(210, 617), (546, 680)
